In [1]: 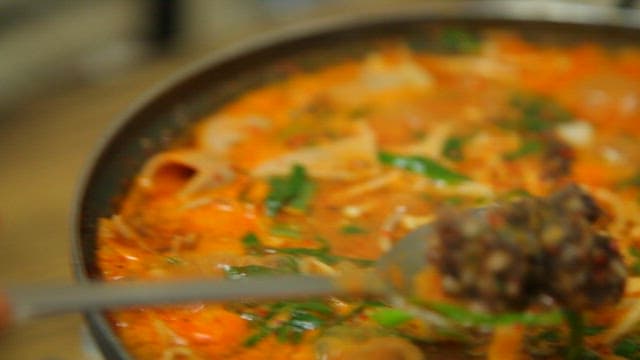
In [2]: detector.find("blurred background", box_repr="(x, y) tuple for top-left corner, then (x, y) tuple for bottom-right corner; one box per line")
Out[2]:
(0, 0), (634, 358)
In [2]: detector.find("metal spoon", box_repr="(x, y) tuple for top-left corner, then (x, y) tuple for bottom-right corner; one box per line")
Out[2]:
(5, 224), (432, 325)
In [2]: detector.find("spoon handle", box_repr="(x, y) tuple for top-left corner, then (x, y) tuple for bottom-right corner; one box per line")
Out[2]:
(6, 274), (364, 323)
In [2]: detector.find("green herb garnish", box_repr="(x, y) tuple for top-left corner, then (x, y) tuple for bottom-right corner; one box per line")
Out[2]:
(341, 224), (368, 234)
(225, 256), (299, 280)
(502, 93), (572, 133)
(406, 29), (482, 54)
(503, 188), (532, 199)
(242, 232), (263, 254)
(564, 310), (585, 360)
(378, 151), (469, 184)
(584, 326), (605, 336)
(239, 232), (374, 267)
(265, 164), (315, 216)
(536, 328), (562, 342)
(614, 336), (640, 359)
(438, 28), (482, 53)
(273, 247), (373, 267)
(370, 308), (414, 328)
(165, 256), (183, 265)
(503, 139), (544, 161)
(348, 106), (372, 119)
(224, 265), (285, 280)
(442, 135), (466, 162)
(426, 302), (563, 327)
(243, 327), (272, 347)
(629, 247), (640, 276)
(238, 300), (403, 347)
(241, 300), (334, 347)
(618, 171), (640, 189)
(270, 223), (302, 239)
(444, 196), (464, 205)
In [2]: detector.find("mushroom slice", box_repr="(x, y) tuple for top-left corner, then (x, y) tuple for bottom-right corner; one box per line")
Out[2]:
(196, 115), (271, 156)
(252, 123), (380, 180)
(137, 150), (234, 198)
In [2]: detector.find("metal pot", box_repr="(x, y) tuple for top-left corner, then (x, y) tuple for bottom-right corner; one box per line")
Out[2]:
(72, 1), (640, 358)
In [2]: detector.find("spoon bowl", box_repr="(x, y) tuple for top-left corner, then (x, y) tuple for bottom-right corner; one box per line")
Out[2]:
(374, 222), (431, 297)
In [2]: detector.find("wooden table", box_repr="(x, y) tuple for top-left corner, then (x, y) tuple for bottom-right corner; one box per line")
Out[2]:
(0, 52), (199, 359)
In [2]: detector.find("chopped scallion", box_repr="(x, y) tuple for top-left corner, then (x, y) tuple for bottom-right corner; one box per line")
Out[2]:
(502, 93), (572, 134)
(503, 139), (543, 161)
(270, 223), (302, 238)
(442, 136), (466, 162)
(438, 28), (482, 53)
(378, 151), (469, 184)
(629, 246), (640, 276)
(239, 232), (374, 267)
(341, 224), (368, 234)
(224, 265), (283, 279)
(614, 336), (640, 358)
(426, 302), (563, 327)
(618, 171), (640, 189)
(265, 164), (315, 216)
(242, 232), (262, 254)
(370, 308), (414, 328)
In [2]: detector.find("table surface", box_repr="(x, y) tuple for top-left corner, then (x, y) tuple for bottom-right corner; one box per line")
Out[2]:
(0, 50), (200, 359)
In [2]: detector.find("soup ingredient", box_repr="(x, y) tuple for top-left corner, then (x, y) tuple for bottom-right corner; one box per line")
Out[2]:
(238, 300), (335, 346)
(503, 139), (543, 161)
(370, 308), (414, 328)
(316, 331), (424, 360)
(241, 232), (374, 267)
(265, 164), (315, 216)
(424, 302), (563, 327)
(409, 28), (481, 54)
(502, 93), (571, 134)
(378, 151), (469, 184)
(614, 336), (640, 358)
(436, 28), (482, 53)
(426, 184), (627, 311)
(442, 135), (467, 162)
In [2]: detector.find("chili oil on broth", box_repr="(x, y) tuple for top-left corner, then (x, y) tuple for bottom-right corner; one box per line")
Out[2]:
(96, 29), (640, 359)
